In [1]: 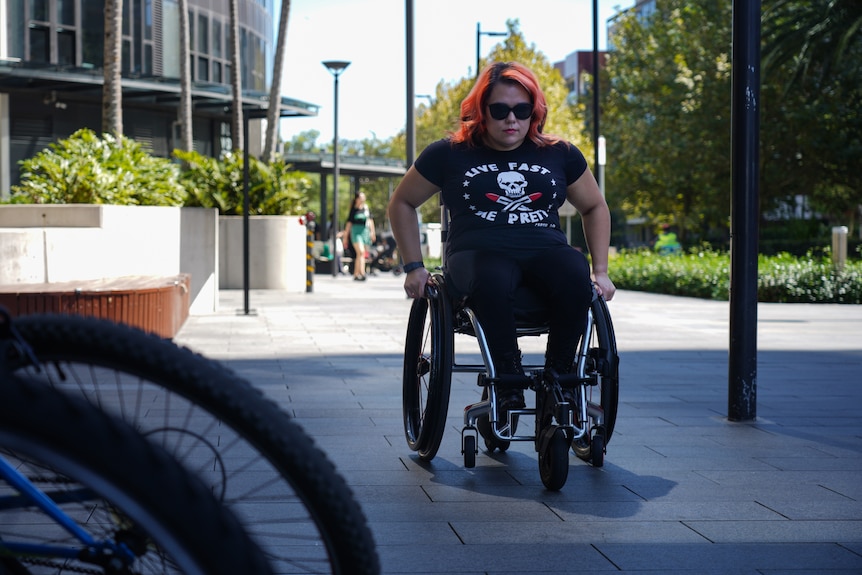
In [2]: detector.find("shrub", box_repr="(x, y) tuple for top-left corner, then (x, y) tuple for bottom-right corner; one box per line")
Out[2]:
(612, 247), (862, 303)
(8, 129), (186, 206)
(175, 149), (314, 216)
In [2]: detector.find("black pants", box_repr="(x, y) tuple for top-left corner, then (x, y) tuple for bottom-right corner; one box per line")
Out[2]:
(446, 245), (593, 370)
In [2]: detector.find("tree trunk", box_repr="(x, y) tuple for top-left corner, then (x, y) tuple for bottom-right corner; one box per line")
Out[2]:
(263, 0), (291, 161)
(102, 0), (123, 136)
(229, 0), (243, 153)
(178, 0), (193, 152)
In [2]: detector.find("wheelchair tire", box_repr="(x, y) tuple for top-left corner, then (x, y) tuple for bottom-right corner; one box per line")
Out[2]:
(463, 434), (477, 469)
(573, 295), (619, 464)
(539, 427), (570, 491)
(591, 295), (620, 444)
(402, 278), (454, 461)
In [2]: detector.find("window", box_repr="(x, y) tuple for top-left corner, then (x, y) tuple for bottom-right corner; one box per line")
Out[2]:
(57, 0), (75, 25)
(198, 56), (209, 81)
(198, 13), (208, 53)
(29, 25), (50, 63)
(57, 29), (75, 66)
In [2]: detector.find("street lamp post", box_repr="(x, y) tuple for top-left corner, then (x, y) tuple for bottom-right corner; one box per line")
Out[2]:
(322, 60), (351, 277)
(476, 23), (506, 77)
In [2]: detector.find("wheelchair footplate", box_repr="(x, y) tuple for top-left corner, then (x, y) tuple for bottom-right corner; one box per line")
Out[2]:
(461, 371), (595, 490)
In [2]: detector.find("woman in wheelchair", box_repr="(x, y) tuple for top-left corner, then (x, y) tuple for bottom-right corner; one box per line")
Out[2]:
(389, 61), (615, 420)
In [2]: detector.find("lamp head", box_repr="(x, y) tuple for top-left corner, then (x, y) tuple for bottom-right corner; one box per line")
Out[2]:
(322, 60), (351, 76)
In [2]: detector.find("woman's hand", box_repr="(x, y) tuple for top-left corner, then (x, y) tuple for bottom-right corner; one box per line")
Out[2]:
(403, 268), (431, 299)
(593, 272), (616, 302)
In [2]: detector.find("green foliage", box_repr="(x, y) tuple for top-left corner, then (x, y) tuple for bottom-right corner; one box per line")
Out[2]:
(602, 0), (733, 244)
(612, 247), (862, 303)
(174, 149), (314, 216)
(602, 0), (861, 243)
(8, 128), (186, 206)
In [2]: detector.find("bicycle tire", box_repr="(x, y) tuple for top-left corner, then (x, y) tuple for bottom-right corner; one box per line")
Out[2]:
(7, 314), (380, 575)
(0, 371), (272, 575)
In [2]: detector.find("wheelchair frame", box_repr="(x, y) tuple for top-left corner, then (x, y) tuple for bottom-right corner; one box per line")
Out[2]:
(401, 272), (619, 490)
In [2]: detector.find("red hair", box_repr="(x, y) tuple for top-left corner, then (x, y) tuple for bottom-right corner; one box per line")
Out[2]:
(451, 61), (560, 147)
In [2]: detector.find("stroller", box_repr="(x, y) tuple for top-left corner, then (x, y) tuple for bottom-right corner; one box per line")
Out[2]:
(367, 235), (401, 275)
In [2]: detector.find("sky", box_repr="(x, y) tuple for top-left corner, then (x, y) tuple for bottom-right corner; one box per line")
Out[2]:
(276, 0), (636, 145)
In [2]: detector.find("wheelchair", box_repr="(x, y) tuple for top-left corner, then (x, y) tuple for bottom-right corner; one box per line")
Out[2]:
(401, 272), (619, 491)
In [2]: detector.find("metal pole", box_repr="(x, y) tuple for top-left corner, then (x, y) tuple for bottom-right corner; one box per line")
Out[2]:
(406, 0), (416, 166)
(592, 0), (600, 170)
(728, 0), (761, 422)
(242, 115), (250, 314)
(476, 22), (481, 78)
(475, 24), (506, 78)
(323, 61), (350, 277)
(331, 74), (340, 278)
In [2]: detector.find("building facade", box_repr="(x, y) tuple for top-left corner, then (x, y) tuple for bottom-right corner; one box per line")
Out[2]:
(0, 0), (317, 193)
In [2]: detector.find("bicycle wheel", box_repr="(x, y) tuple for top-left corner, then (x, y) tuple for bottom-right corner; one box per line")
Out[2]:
(572, 295), (620, 463)
(402, 278), (453, 461)
(0, 371), (271, 575)
(6, 314), (379, 575)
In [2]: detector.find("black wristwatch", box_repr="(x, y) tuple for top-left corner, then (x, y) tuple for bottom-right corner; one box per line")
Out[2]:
(402, 261), (425, 274)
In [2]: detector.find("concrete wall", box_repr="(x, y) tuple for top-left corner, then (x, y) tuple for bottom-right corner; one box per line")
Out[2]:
(0, 205), (218, 313)
(219, 215), (307, 292)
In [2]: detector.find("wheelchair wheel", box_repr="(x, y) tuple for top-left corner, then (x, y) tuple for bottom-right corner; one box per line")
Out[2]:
(573, 295), (619, 464)
(538, 427), (569, 491)
(402, 277), (453, 461)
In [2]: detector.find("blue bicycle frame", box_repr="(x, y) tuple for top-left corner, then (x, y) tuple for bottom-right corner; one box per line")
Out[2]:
(0, 454), (135, 563)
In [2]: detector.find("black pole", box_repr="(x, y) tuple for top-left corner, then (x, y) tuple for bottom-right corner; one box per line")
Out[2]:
(406, 0), (415, 166)
(592, 0), (600, 169)
(331, 74), (340, 278)
(476, 22), (480, 78)
(242, 115), (250, 315)
(728, 0), (761, 421)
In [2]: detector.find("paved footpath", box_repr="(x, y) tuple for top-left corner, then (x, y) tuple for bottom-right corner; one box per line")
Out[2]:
(175, 273), (862, 575)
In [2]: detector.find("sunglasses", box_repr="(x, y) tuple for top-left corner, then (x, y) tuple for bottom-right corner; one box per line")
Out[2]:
(487, 102), (533, 121)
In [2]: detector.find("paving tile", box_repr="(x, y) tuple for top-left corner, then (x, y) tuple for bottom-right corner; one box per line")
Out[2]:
(171, 278), (862, 574)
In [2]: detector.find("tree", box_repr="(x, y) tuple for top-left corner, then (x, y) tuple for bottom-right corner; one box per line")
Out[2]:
(602, 1), (734, 244)
(178, 0), (193, 153)
(264, 0), (291, 161)
(762, 0), (862, 234)
(763, 0), (862, 88)
(229, 0), (243, 152)
(101, 0), (123, 136)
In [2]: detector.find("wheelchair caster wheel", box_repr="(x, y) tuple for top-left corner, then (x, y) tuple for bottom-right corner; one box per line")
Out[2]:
(538, 427), (569, 491)
(573, 427), (605, 468)
(463, 434), (477, 468)
(590, 431), (605, 468)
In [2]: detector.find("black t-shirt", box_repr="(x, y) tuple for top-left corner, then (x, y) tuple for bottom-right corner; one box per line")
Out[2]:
(414, 138), (588, 254)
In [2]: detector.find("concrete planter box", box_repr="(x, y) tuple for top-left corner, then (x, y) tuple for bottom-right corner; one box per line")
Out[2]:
(0, 204), (218, 314)
(218, 215), (307, 292)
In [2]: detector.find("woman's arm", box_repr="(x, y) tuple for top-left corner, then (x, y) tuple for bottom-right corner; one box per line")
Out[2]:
(567, 167), (616, 301)
(388, 166), (442, 297)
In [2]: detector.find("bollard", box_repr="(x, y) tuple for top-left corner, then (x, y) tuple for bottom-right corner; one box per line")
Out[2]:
(832, 226), (848, 271)
(306, 225), (315, 293)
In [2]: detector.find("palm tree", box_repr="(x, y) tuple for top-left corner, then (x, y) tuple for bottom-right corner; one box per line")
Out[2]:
(263, 0), (291, 161)
(229, 0), (243, 152)
(178, 0), (193, 152)
(763, 0), (862, 86)
(102, 0), (123, 136)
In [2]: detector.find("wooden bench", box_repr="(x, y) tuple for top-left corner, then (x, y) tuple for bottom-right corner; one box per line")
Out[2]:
(0, 274), (191, 339)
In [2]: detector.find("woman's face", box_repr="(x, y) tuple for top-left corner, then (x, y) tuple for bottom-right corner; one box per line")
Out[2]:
(482, 82), (532, 152)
